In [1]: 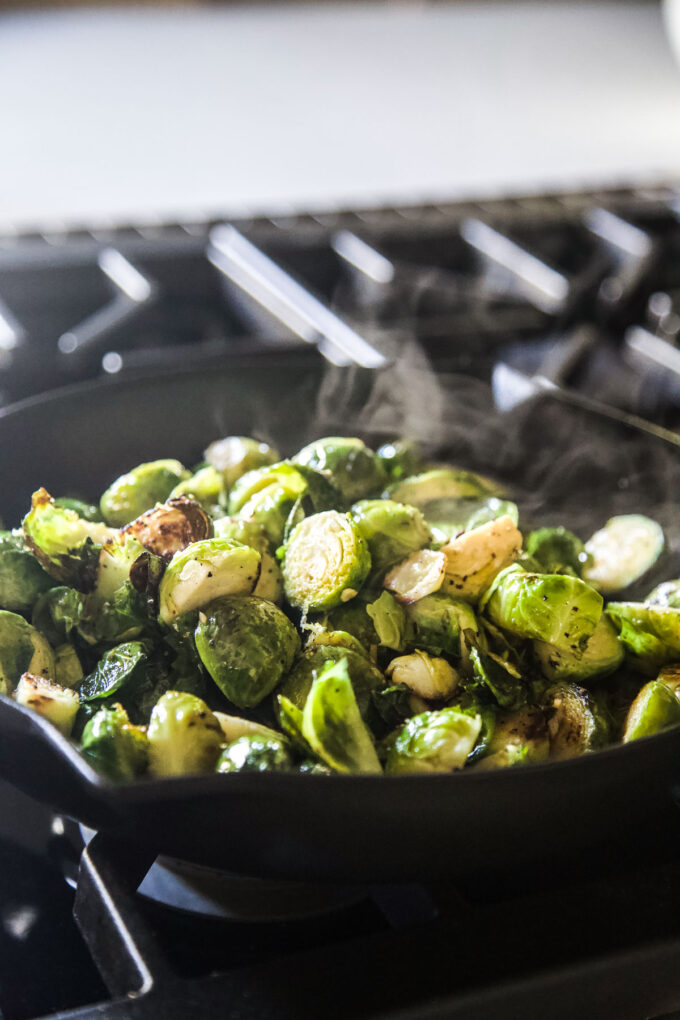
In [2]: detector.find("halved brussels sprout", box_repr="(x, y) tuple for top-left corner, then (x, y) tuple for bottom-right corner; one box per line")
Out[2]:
(525, 527), (588, 577)
(387, 468), (497, 508)
(96, 533), (148, 603)
(0, 530), (55, 613)
(23, 489), (116, 591)
(278, 644), (384, 719)
(204, 436), (279, 490)
(228, 462), (338, 547)
(194, 595), (299, 708)
(622, 678), (680, 742)
(0, 610), (55, 692)
(474, 705), (550, 769)
(293, 437), (386, 506)
(386, 650), (459, 700)
(99, 459), (189, 528)
(122, 497), (212, 560)
(534, 615), (624, 683)
(428, 497), (519, 545)
(543, 682), (611, 759)
(217, 734), (293, 773)
(80, 704), (149, 781)
(147, 691), (223, 776)
(282, 511), (371, 612)
(301, 658), (381, 773)
(583, 515), (664, 594)
(351, 499), (431, 580)
(14, 673), (79, 736)
(384, 549), (447, 604)
(212, 517), (283, 602)
(385, 707), (482, 774)
(54, 643), (83, 688)
(376, 439), (425, 483)
(440, 515), (522, 601)
(404, 592), (478, 658)
(606, 602), (680, 670)
(647, 580), (680, 609)
(367, 591), (410, 651)
(482, 565), (603, 651)
(158, 538), (261, 624)
(169, 466), (226, 515)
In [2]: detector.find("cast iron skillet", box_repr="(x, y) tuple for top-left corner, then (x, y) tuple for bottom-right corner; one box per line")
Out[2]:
(2, 353), (680, 883)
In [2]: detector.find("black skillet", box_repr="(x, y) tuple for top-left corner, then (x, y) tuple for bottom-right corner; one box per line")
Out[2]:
(2, 352), (680, 883)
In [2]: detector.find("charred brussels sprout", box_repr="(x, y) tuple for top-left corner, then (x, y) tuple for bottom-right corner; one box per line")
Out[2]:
(204, 436), (279, 490)
(385, 708), (482, 774)
(386, 650), (459, 700)
(482, 565), (603, 652)
(474, 706), (550, 769)
(0, 530), (55, 613)
(301, 658), (381, 773)
(282, 511), (371, 612)
(384, 549), (447, 604)
(147, 691), (223, 776)
(99, 459), (189, 528)
(534, 615), (623, 683)
(194, 595), (299, 708)
(278, 644), (384, 719)
(583, 515), (664, 594)
(217, 734), (293, 773)
(351, 499), (431, 580)
(23, 489), (116, 590)
(212, 517), (283, 602)
(14, 674), (79, 736)
(525, 527), (588, 577)
(0, 611), (55, 693)
(80, 704), (148, 781)
(441, 515), (522, 601)
(606, 603), (680, 670)
(404, 593), (478, 658)
(122, 497), (212, 560)
(376, 440), (425, 483)
(169, 466), (225, 515)
(293, 437), (386, 506)
(623, 677), (680, 742)
(158, 538), (261, 624)
(543, 682), (611, 759)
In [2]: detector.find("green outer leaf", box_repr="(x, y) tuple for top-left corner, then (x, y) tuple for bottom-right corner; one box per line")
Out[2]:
(79, 641), (148, 701)
(606, 602), (680, 669)
(0, 531), (55, 613)
(302, 658), (381, 773)
(525, 526), (588, 577)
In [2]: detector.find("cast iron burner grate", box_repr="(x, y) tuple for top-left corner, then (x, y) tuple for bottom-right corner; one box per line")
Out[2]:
(3, 183), (680, 430)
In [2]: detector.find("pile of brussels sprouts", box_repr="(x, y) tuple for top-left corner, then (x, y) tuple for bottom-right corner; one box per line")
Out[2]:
(0, 432), (679, 783)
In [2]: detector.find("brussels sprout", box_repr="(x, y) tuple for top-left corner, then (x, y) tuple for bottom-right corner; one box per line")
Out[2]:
(228, 462), (338, 547)
(583, 515), (665, 594)
(204, 436), (279, 489)
(23, 488), (116, 590)
(622, 679), (680, 742)
(54, 643), (83, 688)
(474, 705), (550, 769)
(384, 549), (447, 604)
(403, 592), (478, 658)
(282, 511), (371, 612)
(213, 711), (283, 744)
(122, 497), (212, 561)
(80, 704), (149, 781)
(367, 684), (426, 741)
(79, 641), (149, 702)
(385, 708), (482, 774)
(0, 530), (55, 613)
(376, 439), (425, 482)
(386, 650), (459, 700)
(428, 497), (519, 545)
(100, 459), (190, 528)
(387, 468), (497, 508)
(32, 586), (82, 646)
(367, 591), (410, 651)
(217, 734), (293, 773)
(323, 600), (379, 651)
(277, 694), (317, 758)
(351, 499), (431, 580)
(293, 437), (386, 506)
(53, 497), (104, 523)
(440, 515), (522, 601)
(194, 595), (299, 708)
(534, 615), (624, 683)
(14, 674), (79, 736)
(482, 565), (603, 651)
(606, 602), (680, 670)
(158, 538), (261, 624)
(169, 466), (226, 515)
(543, 682), (611, 759)
(212, 517), (283, 602)
(0, 610), (55, 692)
(78, 582), (150, 647)
(96, 534), (149, 603)
(278, 644), (384, 719)
(468, 646), (526, 710)
(306, 629), (369, 658)
(647, 580), (680, 609)
(147, 690), (223, 776)
(525, 527), (588, 577)
(301, 658), (381, 773)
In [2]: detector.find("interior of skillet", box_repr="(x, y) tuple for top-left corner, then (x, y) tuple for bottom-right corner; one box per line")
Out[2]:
(3, 354), (680, 880)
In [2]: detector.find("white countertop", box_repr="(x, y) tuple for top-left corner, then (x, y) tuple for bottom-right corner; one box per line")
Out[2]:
(2, 1), (680, 229)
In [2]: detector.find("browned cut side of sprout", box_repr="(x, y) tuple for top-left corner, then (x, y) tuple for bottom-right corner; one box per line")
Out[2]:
(122, 497), (212, 559)
(440, 515), (522, 601)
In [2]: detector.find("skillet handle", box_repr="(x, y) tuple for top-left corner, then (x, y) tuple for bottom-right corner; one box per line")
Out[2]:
(74, 833), (175, 999)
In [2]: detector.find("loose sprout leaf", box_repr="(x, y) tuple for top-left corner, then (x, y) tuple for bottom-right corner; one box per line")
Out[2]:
(366, 591), (410, 651)
(302, 658), (382, 774)
(468, 646), (527, 710)
(277, 695), (319, 759)
(367, 683), (419, 741)
(79, 641), (149, 702)
(583, 515), (665, 594)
